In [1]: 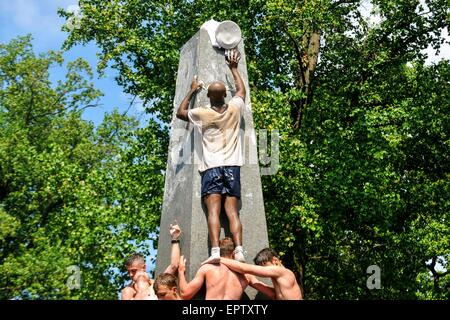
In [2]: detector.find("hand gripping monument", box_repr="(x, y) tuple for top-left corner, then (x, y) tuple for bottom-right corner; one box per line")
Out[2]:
(155, 20), (270, 299)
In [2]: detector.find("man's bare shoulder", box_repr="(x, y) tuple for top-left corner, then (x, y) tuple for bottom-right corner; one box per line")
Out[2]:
(198, 263), (219, 272)
(269, 265), (295, 277)
(281, 266), (296, 276)
(122, 284), (135, 292)
(277, 266), (299, 287)
(201, 263), (235, 277)
(121, 285), (135, 300)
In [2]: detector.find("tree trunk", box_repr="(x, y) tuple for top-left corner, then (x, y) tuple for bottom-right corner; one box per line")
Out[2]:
(293, 30), (321, 130)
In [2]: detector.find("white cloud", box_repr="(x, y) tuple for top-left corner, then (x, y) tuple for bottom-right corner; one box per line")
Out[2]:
(66, 4), (80, 14)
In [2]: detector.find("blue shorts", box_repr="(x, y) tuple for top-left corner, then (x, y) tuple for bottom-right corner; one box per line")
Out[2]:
(201, 166), (241, 199)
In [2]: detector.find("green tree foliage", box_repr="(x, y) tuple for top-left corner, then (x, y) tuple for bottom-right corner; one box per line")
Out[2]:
(0, 36), (167, 299)
(36, 0), (450, 299)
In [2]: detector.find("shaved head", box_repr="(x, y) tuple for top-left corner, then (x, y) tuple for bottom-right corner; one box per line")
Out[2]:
(207, 81), (227, 103)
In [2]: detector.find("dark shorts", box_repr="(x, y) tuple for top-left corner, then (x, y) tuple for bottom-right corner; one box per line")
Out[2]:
(201, 166), (241, 199)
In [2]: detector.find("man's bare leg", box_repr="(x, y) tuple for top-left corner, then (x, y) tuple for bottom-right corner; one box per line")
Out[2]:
(202, 194), (222, 264)
(224, 195), (245, 262)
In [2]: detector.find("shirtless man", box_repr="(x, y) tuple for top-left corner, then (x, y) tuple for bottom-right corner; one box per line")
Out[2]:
(220, 247), (303, 300)
(121, 223), (181, 300)
(177, 237), (274, 300)
(153, 273), (182, 300)
(132, 270), (157, 300)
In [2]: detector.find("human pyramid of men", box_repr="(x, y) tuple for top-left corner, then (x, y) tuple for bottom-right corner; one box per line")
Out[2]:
(121, 50), (302, 301)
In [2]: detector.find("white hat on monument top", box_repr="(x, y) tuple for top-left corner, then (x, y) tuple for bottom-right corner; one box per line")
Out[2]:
(215, 20), (242, 49)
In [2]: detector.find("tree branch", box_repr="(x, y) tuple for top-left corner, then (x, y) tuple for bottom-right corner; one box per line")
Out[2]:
(29, 103), (101, 122)
(331, 0), (360, 9)
(283, 25), (306, 86)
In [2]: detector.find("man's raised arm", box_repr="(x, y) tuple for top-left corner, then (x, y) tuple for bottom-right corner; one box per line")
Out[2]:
(163, 223), (181, 274)
(176, 78), (202, 121)
(226, 49), (246, 100)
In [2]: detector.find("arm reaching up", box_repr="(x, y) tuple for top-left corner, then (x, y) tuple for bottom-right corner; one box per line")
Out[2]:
(226, 49), (246, 100)
(163, 223), (181, 274)
(176, 77), (202, 121)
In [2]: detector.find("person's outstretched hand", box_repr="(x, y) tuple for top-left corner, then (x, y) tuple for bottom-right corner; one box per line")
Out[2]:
(191, 75), (202, 92)
(226, 49), (241, 69)
(169, 221), (181, 240)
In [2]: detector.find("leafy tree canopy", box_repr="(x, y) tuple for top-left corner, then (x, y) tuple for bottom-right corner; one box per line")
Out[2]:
(2, 0), (448, 299)
(0, 36), (167, 299)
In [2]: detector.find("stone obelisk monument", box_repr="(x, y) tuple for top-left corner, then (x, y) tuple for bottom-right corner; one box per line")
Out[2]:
(155, 22), (269, 299)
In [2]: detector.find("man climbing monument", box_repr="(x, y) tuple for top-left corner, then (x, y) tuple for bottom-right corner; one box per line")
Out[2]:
(176, 49), (246, 264)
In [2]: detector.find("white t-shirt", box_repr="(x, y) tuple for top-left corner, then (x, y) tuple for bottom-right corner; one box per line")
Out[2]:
(188, 96), (245, 172)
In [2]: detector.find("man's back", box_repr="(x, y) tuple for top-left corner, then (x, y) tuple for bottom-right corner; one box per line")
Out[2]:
(188, 96), (245, 172)
(201, 263), (248, 300)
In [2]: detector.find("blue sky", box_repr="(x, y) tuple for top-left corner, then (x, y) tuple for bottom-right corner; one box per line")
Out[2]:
(0, 0), (148, 127)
